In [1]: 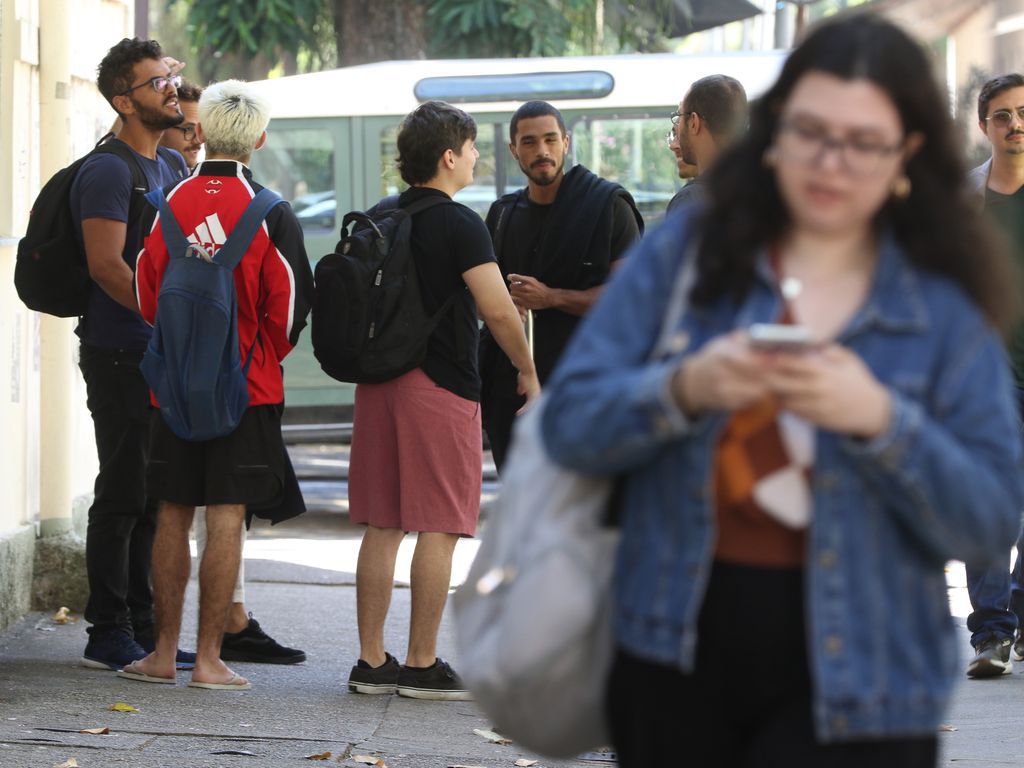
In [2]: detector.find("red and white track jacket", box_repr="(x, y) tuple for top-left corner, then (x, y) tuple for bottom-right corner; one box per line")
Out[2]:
(135, 160), (314, 406)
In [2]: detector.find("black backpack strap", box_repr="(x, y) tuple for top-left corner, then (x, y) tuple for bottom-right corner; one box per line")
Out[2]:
(93, 139), (147, 196)
(402, 194), (453, 217)
(155, 145), (189, 179)
(215, 189), (286, 271)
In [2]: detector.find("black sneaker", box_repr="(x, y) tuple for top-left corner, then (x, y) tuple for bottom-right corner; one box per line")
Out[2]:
(348, 652), (400, 694)
(82, 629), (147, 671)
(221, 614), (307, 664)
(1013, 632), (1024, 663)
(135, 628), (197, 671)
(967, 636), (1013, 678)
(396, 658), (473, 701)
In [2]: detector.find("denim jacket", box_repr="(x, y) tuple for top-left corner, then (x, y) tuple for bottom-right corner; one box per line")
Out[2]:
(540, 209), (1024, 740)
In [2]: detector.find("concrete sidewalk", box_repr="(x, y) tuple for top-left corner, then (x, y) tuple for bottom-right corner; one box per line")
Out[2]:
(0, 515), (1022, 767)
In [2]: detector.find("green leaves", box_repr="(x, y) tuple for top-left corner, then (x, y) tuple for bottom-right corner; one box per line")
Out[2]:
(178, 0), (323, 61)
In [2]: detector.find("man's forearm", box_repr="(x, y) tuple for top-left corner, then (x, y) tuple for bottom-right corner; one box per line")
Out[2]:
(92, 261), (140, 312)
(549, 285), (602, 317)
(486, 309), (536, 377)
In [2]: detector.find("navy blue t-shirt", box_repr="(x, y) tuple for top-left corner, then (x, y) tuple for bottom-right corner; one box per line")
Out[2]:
(70, 141), (186, 350)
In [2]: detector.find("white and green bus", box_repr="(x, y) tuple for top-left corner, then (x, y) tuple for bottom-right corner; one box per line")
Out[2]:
(247, 51), (787, 414)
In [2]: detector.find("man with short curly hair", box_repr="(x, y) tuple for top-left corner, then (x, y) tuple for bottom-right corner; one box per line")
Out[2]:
(73, 37), (190, 672)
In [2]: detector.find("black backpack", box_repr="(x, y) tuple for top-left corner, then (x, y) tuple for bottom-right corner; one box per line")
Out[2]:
(14, 134), (184, 317)
(312, 195), (456, 384)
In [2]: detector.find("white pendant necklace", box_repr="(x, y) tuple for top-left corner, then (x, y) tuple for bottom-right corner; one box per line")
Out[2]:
(780, 276), (803, 301)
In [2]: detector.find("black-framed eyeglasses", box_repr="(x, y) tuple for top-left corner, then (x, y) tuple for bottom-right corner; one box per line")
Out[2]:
(776, 119), (904, 177)
(985, 107), (1024, 128)
(120, 74), (182, 97)
(169, 124), (197, 141)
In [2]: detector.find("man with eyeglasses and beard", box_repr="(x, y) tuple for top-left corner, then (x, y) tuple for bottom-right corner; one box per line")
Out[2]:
(962, 73), (1024, 680)
(479, 100), (643, 471)
(665, 75), (747, 214)
(71, 38), (191, 672)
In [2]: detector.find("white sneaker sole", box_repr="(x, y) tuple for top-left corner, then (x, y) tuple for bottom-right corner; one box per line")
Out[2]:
(81, 657), (120, 671)
(395, 685), (473, 701)
(966, 659), (1013, 678)
(348, 682), (397, 695)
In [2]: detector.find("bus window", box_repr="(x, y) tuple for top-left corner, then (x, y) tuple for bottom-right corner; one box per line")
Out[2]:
(249, 127), (336, 232)
(570, 116), (679, 225)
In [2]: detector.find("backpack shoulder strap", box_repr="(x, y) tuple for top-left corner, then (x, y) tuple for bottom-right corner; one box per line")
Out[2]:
(94, 139), (147, 194)
(144, 188), (192, 258)
(402, 194), (452, 218)
(215, 188), (285, 271)
(155, 145), (188, 179)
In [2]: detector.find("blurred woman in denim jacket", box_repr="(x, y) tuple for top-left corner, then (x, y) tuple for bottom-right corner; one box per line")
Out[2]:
(540, 14), (1024, 768)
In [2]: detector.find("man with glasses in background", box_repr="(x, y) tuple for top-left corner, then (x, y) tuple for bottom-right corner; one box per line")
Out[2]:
(71, 38), (190, 671)
(962, 73), (1024, 678)
(666, 75), (747, 214)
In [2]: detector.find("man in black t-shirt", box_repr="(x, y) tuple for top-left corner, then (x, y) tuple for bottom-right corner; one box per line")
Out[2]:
(480, 100), (644, 471)
(346, 101), (539, 701)
(963, 73), (1024, 679)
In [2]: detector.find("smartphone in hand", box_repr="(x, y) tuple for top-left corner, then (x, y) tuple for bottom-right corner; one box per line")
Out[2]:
(748, 323), (815, 353)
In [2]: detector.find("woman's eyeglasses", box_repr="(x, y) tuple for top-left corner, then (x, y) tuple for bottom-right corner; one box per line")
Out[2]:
(776, 120), (904, 177)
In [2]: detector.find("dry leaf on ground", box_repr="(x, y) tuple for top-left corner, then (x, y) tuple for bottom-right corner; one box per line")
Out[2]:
(79, 727), (110, 735)
(304, 752), (332, 761)
(54, 760), (78, 768)
(473, 728), (512, 745)
(515, 761), (539, 767)
(939, 724), (958, 732)
(351, 756), (387, 767)
(53, 607), (76, 624)
(108, 702), (138, 714)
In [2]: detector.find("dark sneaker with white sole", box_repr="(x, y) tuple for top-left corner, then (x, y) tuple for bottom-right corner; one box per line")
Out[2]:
(1013, 633), (1024, 663)
(135, 629), (197, 671)
(967, 636), (1013, 678)
(396, 658), (473, 701)
(221, 615), (306, 664)
(348, 652), (401, 694)
(82, 629), (147, 671)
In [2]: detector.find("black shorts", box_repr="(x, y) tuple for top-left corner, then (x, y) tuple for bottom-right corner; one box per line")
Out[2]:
(146, 405), (287, 508)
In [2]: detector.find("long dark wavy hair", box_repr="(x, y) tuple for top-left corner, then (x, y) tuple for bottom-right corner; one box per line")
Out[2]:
(693, 12), (1019, 331)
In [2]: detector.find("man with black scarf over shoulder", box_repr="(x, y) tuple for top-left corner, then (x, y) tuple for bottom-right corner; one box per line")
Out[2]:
(480, 100), (643, 471)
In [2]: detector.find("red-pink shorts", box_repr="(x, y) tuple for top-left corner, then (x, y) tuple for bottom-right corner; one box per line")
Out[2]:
(348, 368), (483, 536)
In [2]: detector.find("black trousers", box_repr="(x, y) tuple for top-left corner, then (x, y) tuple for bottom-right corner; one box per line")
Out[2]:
(607, 562), (937, 768)
(78, 343), (157, 635)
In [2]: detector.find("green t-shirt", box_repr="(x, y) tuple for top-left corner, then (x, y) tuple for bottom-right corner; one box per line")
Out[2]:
(986, 185), (1024, 385)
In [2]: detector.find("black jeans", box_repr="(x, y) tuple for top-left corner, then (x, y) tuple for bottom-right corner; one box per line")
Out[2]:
(606, 562), (938, 768)
(78, 343), (157, 636)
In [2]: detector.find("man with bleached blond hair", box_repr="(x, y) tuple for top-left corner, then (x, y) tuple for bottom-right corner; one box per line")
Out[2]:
(122, 80), (314, 690)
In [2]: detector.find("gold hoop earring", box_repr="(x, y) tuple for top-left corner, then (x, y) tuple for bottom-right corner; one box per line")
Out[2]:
(762, 147), (778, 169)
(891, 175), (911, 199)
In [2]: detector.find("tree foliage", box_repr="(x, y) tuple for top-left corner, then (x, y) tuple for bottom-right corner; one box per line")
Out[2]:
(163, 0), (691, 79)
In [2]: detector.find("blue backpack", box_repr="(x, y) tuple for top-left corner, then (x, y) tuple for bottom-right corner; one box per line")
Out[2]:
(141, 187), (284, 442)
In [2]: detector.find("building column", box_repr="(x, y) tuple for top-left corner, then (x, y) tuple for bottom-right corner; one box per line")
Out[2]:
(37, 0), (76, 537)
